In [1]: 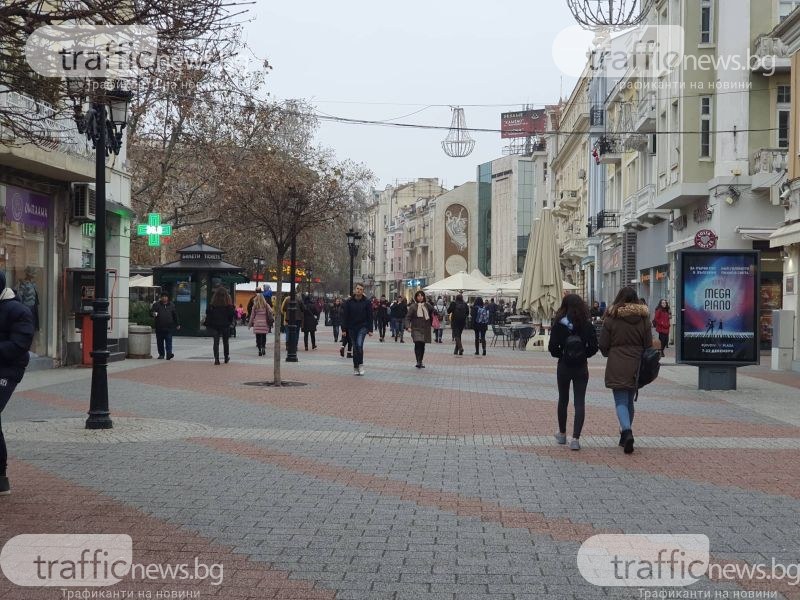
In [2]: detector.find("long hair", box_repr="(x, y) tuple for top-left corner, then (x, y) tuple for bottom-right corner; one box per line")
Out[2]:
(606, 287), (638, 318)
(252, 293), (267, 311)
(554, 294), (590, 327)
(414, 290), (427, 303)
(657, 298), (671, 314)
(211, 286), (232, 307)
(474, 296), (484, 308)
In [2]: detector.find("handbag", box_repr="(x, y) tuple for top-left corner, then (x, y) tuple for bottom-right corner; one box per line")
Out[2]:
(634, 347), (661, 401)
(432, 313), (441, 329)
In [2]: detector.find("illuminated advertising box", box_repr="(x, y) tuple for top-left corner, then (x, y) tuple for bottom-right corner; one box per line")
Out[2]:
(676, 250), (760, 365)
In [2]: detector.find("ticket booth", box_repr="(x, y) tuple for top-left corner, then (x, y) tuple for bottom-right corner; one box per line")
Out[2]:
(153, 235), (246, 336)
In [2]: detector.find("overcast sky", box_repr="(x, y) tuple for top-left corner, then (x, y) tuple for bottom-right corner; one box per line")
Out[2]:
(243, 0), (586, 189)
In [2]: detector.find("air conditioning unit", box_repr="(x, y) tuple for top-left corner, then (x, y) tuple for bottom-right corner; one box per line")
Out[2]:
(578, 169), (586, 180)
(72, 184), (96, 222)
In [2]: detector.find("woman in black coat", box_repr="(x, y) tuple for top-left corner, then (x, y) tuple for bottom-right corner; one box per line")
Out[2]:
(205, 286), (236, 365)
(301, 294), (319, 350)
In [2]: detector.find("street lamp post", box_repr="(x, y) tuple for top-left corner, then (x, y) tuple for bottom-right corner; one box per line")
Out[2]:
(285, 235), (299, 363)
(253, 257), (265, 284)
(346, 228), (362, 295)
(69, 81), (132, 431)
(306, 267), (313, 295)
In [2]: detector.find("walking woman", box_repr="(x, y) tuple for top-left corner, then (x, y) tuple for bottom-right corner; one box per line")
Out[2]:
(330, 297), (343, 342)
(471, 296), (490, 356)
(301, 294), (319, 351)
(248, 293), (273, 356)
(205, 286), (236, 365)
(447, 294), (469, 355)
(376, 296), (390, 342)
(405, 290), (434, 368)
(433, 297), (447, 343)
(548, 294), (598, 450)
(653, 299), (671, 357)
(598, 287), (652, 454)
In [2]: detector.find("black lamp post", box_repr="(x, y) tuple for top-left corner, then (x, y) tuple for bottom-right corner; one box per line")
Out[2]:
(285, 235), (299, 363)
(306, 266), (314, 295)
(253, 257), (265, 283)
(69, 81), (132, 430)
(346, 228), (362, 295)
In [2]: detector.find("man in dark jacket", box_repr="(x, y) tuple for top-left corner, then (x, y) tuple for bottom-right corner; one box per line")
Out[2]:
(447, 294), (469, 355)
(151, 291), (180, 359)
(341, 283), (373, 376)
(389, 296), (408, 342)
(0, 271), (34, 495)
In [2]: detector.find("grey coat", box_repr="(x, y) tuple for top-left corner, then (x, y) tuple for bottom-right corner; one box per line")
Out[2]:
(404, 302), (434, 343)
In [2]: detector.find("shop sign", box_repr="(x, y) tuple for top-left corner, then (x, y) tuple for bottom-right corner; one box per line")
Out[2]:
(694, 229), (717, 249)
(136, 213), (172, 247)
(6, 186), (51, 228)
(655, 267), (668, 282)
(676, 250), (759, 365)
(640, 270), (651, 284)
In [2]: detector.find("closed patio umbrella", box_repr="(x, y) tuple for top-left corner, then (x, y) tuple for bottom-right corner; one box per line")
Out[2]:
(519, 209), (562, 320)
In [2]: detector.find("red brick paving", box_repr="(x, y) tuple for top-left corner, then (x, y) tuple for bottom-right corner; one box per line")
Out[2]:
(511, 446), (800, 501)
(0, 460), (334, 599)
(16, 390), (137, 418)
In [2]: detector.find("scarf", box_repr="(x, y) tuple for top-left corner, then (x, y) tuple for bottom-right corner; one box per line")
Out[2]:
(0, 288), (15, 301)
(415, 302), (429, 320)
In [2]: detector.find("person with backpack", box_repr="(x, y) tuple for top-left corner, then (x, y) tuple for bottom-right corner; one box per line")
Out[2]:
(248, 293), (273, 356)
(151, 291), (180, 360)
(432, 297), (447, 343)
(598, 287), (652, 454)
(471, 296), (490, 356)
(548, 294), (598, 450)
(0, 272), (34, 496)
(447, 294), (469, 355)
(653, 299), (671, 357)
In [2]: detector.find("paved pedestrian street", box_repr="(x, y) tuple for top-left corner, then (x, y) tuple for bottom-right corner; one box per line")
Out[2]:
(2, 330), (800, 600)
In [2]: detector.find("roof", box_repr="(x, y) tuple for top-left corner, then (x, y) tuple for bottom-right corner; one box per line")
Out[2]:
(177, 234), (225, 255)
(153, 259), (244, 272)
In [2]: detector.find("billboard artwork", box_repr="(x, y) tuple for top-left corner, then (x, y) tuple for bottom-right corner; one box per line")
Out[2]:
(500, 109), (546, 139)
(677, 250), (759, 365)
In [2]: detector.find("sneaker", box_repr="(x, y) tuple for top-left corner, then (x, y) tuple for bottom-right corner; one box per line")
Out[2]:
(358, 366), (365, 376)
(569, 438), (581, 451)
(354, 367), (360, 376)
(0, 476), (9, 496)
(554, 432), (567, 445)
(339, 346), (345, 357)
(166, 353), (174, 360)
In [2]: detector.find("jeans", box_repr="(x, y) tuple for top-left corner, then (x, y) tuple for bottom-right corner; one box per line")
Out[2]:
(155, 329), (173, 357)
(352, 326), (368, 367)
(613, 388), (636, 431)
(474, 326), (487, 352)
(414, 341), (426, 364)
(391, 318), (404, 340)
(332, 325), (340, 342)
(211, 328), (230, 361)
(434, 328), (443, 343)
(556, 362), (589, 438)
(0, 377), (18, 477)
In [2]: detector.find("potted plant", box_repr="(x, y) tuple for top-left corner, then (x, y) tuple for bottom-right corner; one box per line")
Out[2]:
(127, 300), (154, 358)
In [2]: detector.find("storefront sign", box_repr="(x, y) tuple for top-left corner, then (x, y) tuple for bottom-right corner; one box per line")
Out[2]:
(677, 250), (759, 365)
(655, 267), (668, 282)
(136, 213), (172, 247)
(640, 270), (651, 284)
(694, 229), (717, 249)
(6, 186), (51, 228)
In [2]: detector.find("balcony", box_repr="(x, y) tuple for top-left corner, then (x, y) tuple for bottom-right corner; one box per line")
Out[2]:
(0, 86), (96, 181)
(589, 210), (621, 236)
(623, 184), (669, 227)
(557, 190), (579, 209)
(561, 236), (588, 258)
(593, 136), (622, 164)
(751, 148), (788, 191)
(751, 35), (790, 75)
(415, 236), (429, 248)
(403, 240), (415, 250)
(634, 92), (656, 133)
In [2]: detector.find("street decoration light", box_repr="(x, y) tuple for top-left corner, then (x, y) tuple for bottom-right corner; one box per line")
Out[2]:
(565, 0), (654, 30)
(441, 107), (476, 158)
(68, 80), (133, 430)
(346, 228), (362, 295)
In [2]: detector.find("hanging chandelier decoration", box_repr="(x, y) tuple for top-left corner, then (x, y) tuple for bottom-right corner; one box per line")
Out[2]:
(441, 107), (476, 158)
(566, 0), (655, 30)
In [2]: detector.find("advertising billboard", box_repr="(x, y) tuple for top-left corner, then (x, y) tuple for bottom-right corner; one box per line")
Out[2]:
(676, 250), (760, 365)
(500, 110), (546, 139)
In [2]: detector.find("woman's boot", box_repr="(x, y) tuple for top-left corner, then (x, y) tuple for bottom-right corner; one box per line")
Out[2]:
(481, 340), (486, 356)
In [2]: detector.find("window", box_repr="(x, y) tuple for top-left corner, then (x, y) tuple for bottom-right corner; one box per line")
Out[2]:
(781, 0), (800, 21)
(700, 0), (713, 44)
(778, 85), (791, 149)
(700, 96), (712, 158)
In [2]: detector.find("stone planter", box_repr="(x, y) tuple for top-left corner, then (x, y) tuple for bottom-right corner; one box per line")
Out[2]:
(127, 325), (153, 359)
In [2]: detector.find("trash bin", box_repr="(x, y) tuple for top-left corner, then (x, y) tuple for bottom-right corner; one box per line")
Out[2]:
(127, 325), (153, 359)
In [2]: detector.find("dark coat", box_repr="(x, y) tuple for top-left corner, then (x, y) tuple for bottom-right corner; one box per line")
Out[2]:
(151, 300), (179, 331)
(301, 302), (319, 333)
(205, 304), (236, 332)
(448, 300), (469, 327)
(342, 296), (373, 333)
(599, 303), (652, 390)
(329, 304), (343, 326)
(0, 294), (33, 382)
(404, 302), (434, 344)
(548, 318), (599, 364)
(376, 303), (390, 325)
(389, 301), (407, 320)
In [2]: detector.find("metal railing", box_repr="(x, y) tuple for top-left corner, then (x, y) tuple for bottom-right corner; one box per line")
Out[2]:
(751, 148), (788, 176)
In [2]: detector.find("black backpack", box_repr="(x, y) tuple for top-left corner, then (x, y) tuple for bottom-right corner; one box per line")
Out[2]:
(452, 302), (468, 322)
(562, 330), (587, 366)
(637, 347), (661, 389)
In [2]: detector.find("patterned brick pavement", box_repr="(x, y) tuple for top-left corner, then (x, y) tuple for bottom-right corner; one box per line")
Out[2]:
(2, 329), (800, 599)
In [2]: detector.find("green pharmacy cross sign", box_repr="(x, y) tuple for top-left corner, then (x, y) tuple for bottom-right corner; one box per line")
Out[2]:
(136, 213), (172, 247)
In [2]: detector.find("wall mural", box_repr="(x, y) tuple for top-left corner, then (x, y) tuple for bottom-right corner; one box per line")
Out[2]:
(444, 204), (469, 276)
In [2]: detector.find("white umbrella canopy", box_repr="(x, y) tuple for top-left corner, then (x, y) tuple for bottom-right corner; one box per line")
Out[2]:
(562, 280), (578, 291)
(519, 209), (563, 319)
(424, 271), (488, 293)
(470, 268), (491, 282)
(478, 278), (522, 297)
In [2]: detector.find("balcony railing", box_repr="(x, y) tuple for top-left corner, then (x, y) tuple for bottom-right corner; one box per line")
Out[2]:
(751, 147), (788, 191)
(751, 35), (790, 74)
(589, 210), (620, 236)
(634, 92), (656, 133)
(593, 136), (622, 164)
(0, 85), (93, 159)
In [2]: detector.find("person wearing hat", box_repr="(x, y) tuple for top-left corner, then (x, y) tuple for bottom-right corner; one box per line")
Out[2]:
(151, 291), (180, 359)
(0, 271), (34, 496)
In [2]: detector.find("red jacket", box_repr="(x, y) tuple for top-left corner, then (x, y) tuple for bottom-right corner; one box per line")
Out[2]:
(653, 307), (671, 334)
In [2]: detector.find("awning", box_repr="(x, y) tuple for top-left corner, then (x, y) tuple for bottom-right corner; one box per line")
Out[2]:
(665, 236), (695, 253)
(770, 221), (800, 247)
(736, 226), (777, 241)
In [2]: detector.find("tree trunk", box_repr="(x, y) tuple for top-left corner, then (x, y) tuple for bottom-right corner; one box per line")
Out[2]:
(273, 250), (285, 385)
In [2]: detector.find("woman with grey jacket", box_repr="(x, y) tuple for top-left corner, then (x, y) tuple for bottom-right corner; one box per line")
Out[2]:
(405, 290), (434, 369)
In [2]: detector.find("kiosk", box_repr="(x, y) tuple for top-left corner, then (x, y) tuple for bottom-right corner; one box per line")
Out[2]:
(153, 235), (247, 336)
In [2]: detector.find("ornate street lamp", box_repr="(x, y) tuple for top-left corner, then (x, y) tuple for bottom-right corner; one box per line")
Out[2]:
(252, 257), (266, 282)
(566, 0), (654, 30)
(69, 80), (133, 430)
(346, 228), (362, 295)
